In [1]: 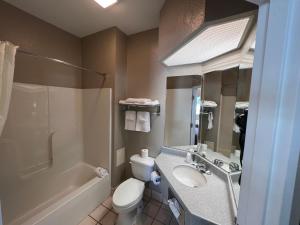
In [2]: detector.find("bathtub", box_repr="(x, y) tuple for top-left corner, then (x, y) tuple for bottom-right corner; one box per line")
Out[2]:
(6, 163), (110, 225)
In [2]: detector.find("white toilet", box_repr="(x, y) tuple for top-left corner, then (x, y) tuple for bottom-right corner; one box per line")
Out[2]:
(112, 154), (154, 225)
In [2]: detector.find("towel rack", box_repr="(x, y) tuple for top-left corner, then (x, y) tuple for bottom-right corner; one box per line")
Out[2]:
(119, 103), (160, 116)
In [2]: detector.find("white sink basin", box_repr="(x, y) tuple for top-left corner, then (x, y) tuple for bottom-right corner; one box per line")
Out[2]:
(172, 165), (207, 188)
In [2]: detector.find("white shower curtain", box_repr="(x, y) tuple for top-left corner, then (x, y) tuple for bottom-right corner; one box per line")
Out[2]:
(0, 41), (18, 136)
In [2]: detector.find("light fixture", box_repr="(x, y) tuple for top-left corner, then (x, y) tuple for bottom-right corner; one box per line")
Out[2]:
(163, 17), (252, 66)
(94, 0), (118, 8)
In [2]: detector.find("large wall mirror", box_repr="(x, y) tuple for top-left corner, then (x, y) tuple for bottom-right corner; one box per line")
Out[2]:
(164, 75), (202, 147)
(164, 67), (252, 206)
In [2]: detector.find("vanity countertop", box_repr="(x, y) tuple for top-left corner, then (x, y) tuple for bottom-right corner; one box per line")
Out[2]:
(155, 151), (235, 225)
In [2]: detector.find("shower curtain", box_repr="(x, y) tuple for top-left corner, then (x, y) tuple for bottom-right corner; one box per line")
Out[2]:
(0, 41), (18, 136)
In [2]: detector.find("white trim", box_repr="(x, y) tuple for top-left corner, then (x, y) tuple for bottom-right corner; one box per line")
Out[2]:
(246, 0), (269, 5)
(238, 0), (300, 224)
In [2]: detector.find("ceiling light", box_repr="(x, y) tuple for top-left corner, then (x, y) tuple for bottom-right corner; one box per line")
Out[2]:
(163, 17), (251, 66)
(94, 0), (118, 8)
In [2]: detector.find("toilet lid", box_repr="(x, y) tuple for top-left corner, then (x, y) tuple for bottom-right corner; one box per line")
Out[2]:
(113, 178), (144, 208)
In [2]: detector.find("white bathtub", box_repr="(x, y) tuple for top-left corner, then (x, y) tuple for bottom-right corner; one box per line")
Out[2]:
(6, 163), (110, 225)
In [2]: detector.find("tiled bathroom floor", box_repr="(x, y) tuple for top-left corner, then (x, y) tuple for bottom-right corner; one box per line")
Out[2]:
(78, 192), (178, 225)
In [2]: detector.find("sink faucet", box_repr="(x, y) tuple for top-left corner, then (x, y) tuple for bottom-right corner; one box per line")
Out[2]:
(190, 161), (212, 175)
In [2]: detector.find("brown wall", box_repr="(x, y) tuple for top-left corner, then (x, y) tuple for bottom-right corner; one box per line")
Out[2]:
(201, 71), (222, 150)
(82, 27), (127, 186)
(167, 75), (202, 89)
(125, 29), (165, 177)
(237, 69), (252, 101)
(159, 0), (205, 60)
(82, 28), (117, 89)
(0, 1), (82, 88)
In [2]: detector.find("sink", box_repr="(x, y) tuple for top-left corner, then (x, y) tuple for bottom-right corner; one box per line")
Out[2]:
(172, 165), (207, 188)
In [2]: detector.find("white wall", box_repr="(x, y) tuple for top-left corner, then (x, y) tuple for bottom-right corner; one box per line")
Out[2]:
(164, 89), (192, 146)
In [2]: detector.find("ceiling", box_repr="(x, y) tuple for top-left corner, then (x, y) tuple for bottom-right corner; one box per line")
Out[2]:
(4, 0), (165, 37)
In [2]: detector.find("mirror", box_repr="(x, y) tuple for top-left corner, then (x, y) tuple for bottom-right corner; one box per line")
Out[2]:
(164, 75), (202, 147)
(164, 68), (252, 207)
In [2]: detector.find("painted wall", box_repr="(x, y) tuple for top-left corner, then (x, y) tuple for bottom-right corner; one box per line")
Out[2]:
(0, 1), (82, 88)
(159, 0), (205, 60)
(81, 28), (127, 186)
(125, 29), (165, 176)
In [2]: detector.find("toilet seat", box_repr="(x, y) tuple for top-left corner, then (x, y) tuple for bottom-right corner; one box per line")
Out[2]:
(113, 178), (145, 210)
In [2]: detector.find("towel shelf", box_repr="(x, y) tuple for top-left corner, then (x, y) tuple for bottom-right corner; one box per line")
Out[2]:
(119, 103), (160, 115)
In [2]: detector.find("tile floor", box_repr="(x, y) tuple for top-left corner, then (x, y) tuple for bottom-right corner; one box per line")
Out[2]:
(78, 191), (179, 225)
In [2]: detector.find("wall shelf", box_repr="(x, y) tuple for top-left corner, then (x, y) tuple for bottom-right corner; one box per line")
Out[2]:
(119, 103), (160, 115)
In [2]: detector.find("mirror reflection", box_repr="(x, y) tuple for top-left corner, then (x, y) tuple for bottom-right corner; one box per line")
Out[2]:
(164, 67), (252, 206)
(164, 75), (202, 147)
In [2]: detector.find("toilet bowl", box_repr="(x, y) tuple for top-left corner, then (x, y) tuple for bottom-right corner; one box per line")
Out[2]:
(112, 154), (154, 225)
(113, 178), (144, 225)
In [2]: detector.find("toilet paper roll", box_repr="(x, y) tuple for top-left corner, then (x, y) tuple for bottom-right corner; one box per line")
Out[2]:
(151, 171), (161, 185)
(141, 149), (149, 158)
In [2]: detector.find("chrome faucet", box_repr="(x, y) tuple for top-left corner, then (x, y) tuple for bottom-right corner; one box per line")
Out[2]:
(189, 156), (212, 175)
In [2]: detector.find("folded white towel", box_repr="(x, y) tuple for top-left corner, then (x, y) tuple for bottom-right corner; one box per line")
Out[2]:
(235, 101), (249, 109)
(119, 99), (160, 106)
(95, 167), (109, 178)
(168, 198), (181, 219)
(136, 111), (150, 132)
(125, 98), (151, 104)
(125, 111), (136, 131)
(202, 100), (218, 108)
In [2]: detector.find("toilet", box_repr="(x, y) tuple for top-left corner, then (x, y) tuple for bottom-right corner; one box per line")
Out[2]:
(112, 154), (154, 225)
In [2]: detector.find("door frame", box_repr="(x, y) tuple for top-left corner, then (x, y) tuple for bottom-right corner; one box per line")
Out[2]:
(238, 0), (300, 224)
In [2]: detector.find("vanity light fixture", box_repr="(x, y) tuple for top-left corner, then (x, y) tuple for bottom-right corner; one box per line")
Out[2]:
(163, 16), (253, 66)
(94, 0), (118, 8)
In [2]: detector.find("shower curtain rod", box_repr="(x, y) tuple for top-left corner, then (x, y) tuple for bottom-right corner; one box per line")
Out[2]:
(17, 49), (106, 78)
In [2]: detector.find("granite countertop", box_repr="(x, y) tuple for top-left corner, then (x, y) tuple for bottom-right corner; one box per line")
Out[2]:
(155, 151), (235, 225)
(172, 145), (241, 173)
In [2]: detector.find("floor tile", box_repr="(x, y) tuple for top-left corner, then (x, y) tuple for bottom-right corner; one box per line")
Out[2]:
(152, 220), (164, 225)
(151, 190), (163, 203)
(155, 207), (171, 225)
(160, 203), (169, 210)
(148, 199), (162, 207)
(89, 204), (109, 222)
(144, 188), (152, 197)
(143, 202), (160, 218)
(100, 211), (117, 225)
(78, 216), (97, 225)
(102, 196), (113, 209)
(169, 218), (179, 225)
(143, 194), (151, 204)
(136, 213), (153, 225)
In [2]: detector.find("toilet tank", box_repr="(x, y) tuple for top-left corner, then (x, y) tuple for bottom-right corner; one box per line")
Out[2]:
(130, 154), (154, 182)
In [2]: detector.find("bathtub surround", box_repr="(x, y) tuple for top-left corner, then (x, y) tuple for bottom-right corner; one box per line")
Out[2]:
(0, 83), (112, 225)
